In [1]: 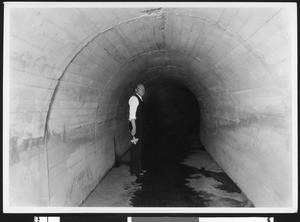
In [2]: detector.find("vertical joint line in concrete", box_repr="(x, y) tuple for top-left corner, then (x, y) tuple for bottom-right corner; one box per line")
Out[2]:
(96, 77), (111, 111)
(44, 132), (51, 206)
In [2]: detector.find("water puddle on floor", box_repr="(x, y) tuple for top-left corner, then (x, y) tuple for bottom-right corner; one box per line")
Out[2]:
(82, 131), (253, 207)
(129, 131), (254, 207)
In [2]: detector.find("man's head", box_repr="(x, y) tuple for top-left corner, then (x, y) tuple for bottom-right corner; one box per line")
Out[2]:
(135, 84), (145, 97)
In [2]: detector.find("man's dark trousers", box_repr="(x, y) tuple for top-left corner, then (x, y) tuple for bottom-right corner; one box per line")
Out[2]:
(130, 139), (142, 174)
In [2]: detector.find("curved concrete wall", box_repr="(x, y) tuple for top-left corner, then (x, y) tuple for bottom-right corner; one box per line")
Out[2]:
(8, 7), (294, 207)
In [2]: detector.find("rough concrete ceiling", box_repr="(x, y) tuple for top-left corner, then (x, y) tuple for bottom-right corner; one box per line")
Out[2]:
(10, 7), (291, 138)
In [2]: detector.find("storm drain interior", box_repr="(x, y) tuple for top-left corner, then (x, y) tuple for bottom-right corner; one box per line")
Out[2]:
(8, 6), (293, 207)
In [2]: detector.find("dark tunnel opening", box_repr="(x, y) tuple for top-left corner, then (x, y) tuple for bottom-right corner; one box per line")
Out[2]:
(144, 81), (201, 136)
(141, 80), (202, 169)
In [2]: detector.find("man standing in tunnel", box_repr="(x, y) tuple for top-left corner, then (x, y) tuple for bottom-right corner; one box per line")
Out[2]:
(128, 84), (146, 177)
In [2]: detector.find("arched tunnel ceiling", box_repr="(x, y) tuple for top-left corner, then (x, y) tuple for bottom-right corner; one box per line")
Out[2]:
(9, 7), (292, 137)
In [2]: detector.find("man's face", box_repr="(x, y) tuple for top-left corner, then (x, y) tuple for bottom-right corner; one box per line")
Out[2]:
(136, 85), (145, 97)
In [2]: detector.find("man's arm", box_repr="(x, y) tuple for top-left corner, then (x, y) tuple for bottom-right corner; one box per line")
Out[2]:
(130, 119), (136, 137)
(129, 96), (139, 137)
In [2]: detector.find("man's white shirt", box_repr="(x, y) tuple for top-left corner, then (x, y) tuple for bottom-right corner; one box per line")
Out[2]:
(128, 94), (143, 120)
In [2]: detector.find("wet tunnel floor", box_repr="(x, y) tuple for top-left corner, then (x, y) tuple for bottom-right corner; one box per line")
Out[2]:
(82, 130), (254, 207)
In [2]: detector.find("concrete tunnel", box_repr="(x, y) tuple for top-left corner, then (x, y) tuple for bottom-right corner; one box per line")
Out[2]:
(7, 5), (295, 208)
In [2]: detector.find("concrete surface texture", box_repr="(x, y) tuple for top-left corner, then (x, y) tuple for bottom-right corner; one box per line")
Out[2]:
(8, 6), (294, 207)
